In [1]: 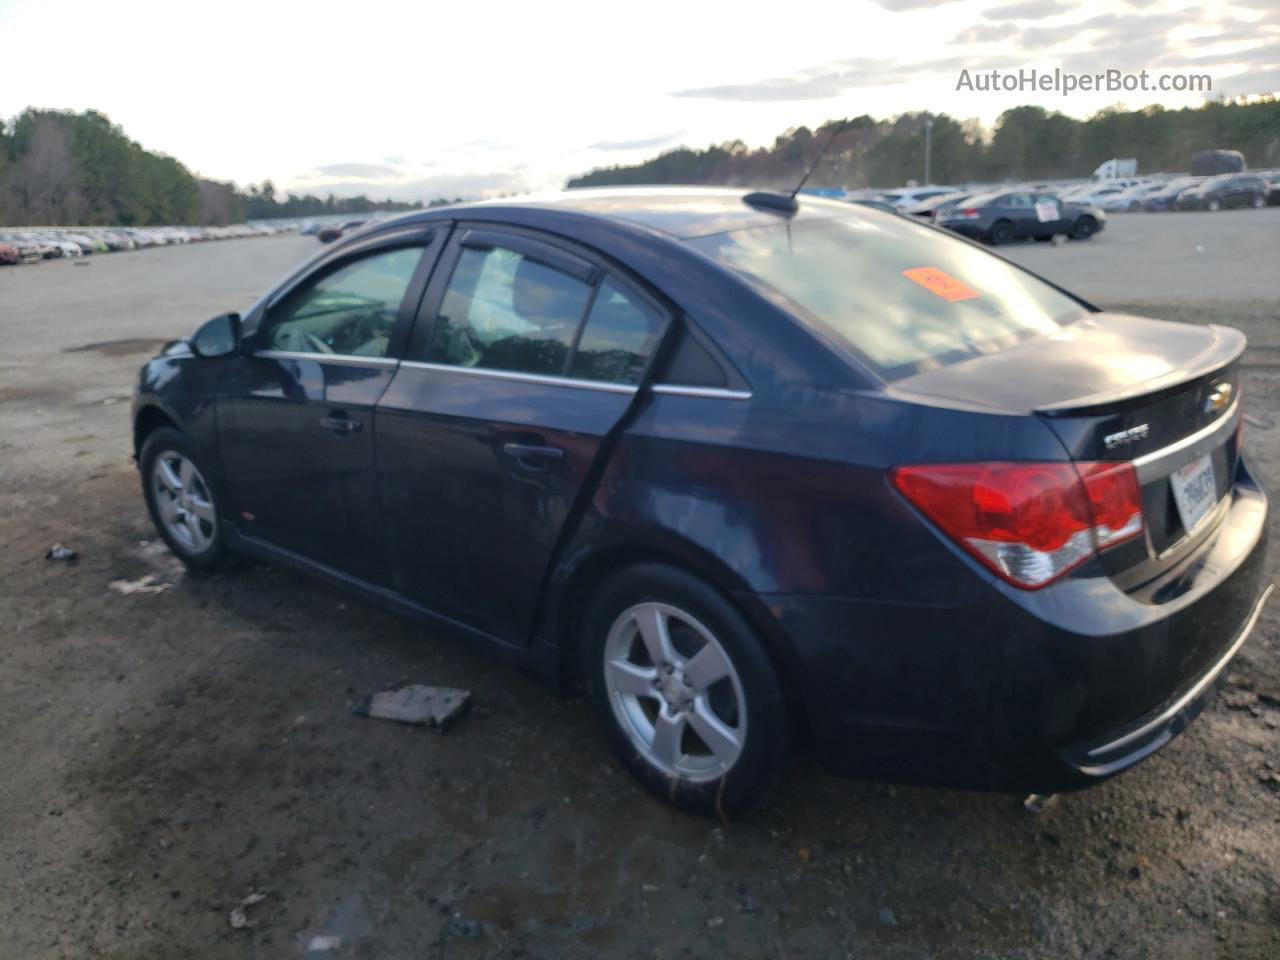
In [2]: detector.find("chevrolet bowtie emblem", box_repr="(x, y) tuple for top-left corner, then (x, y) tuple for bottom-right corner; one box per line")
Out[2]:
(1205, 382), (1233, 415)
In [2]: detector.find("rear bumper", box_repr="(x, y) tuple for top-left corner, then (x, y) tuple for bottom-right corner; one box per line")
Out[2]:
(755, 469), (1269, 792)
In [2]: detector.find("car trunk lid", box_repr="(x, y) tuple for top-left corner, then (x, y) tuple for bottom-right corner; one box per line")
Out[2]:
(890, 313), (1246, 591)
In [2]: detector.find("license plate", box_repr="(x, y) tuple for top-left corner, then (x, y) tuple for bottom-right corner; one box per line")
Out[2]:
(1170, 454), (1217, 533)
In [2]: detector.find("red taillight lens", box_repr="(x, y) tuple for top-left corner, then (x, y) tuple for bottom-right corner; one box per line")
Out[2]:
(891, 462), (1144, 589)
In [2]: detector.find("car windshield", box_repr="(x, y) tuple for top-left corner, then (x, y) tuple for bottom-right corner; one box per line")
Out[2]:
(686, 213), (1086, 378)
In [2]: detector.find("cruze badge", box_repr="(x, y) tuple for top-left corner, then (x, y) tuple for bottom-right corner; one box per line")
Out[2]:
(1104, 424), (1150, 449)
(1204, 382), (1233, 415)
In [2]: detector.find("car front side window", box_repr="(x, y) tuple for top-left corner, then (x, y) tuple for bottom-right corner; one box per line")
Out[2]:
(264, 245), (424, 358)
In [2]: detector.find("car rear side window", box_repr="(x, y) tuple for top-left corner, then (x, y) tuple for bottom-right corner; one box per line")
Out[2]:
(264, 246), (423, 357)
(687, 213), (1086, 379)
(429, 245), (592, 376)
(567, 278), (664, 385)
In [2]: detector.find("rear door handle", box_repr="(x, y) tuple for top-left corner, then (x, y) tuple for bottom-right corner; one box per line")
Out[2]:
(320, 411), (363, 435)
(502, 442), (563, 470)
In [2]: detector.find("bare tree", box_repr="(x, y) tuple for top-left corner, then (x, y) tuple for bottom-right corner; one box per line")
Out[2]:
(6, 117), (84, 225)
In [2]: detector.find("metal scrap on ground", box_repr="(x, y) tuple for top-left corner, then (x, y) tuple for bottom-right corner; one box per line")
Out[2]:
(352, 685), (471, 730)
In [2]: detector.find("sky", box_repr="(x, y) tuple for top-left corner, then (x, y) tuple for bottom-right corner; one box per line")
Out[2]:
(0, 0), (1276, 199)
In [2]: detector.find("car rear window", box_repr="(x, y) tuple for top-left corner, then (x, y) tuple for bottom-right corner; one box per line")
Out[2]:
(686, 213), (1086, 379)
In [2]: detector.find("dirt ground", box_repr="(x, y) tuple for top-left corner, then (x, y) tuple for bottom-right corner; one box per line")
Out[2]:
(1, 228), (1277, 960)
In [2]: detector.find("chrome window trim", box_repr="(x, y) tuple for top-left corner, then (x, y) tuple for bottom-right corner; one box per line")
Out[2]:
(254, 350), (399, 369)
(651, 384), (753, 401)
(398, 360), (638, 394)
(1131, 400), (1240, 484)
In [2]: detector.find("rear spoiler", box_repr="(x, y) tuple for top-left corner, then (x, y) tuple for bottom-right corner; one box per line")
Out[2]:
(1035, 323), (1246, 416)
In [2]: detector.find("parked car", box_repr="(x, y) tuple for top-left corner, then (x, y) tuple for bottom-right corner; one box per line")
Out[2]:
(937, 190), (1104, 243)
(132, 187), (1268, 816)
(1140, 177), (1203, 212)
(904, 191), (970, 219)
(1267, 175), (1280, 207)
(0, 235), (43, 262)
(878, 187), (955, 210)
(851, 198), (899, 214)
(1099, 182), (1167, 212)
(318, 219), (368, 243)
(0, 242), (19, 265)
(1177, 174), (1269, 211)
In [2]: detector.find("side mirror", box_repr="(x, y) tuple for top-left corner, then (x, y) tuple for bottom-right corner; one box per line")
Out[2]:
(190, 312), (241, 358)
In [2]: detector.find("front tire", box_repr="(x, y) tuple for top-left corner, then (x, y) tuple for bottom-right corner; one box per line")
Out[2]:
(1070, 216), (1098, 239)
(1206, 198), (1221, 212)
(581, 564), (789, 818)
(140, 427), (233, 571)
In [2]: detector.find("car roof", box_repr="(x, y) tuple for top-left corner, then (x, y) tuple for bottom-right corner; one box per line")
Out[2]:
(374, 186), (860, 240)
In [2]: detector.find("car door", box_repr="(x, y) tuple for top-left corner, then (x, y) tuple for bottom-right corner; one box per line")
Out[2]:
(375, 224), (670, 643)
(1003, 193), (1036, 237)
(218, 226), (444, 583)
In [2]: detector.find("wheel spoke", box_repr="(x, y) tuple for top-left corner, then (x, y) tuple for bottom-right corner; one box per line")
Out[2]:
(156, 458), (182, 494)
(184, 513), (207, 550)
(606, 659), (658, 698)
(178, 456), (195, 492)
(188, 495), (215, 523)
(650, 710), (685, 768)
(633, 605), (674, 667)
(688, 701), (742, 765)
(683, 641), (731, 691)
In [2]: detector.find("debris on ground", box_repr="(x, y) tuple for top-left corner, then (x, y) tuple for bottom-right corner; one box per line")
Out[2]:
(878, 907), (897, 927)
(1023, 793), (1057, 814)
(352, 684), (471, 730)
(306, 935), (343, 952)
(45, 544), (78, 562)
(108, 574), (171, 596)
(705, 915), (725, 929)
(229, 891), (267, 930)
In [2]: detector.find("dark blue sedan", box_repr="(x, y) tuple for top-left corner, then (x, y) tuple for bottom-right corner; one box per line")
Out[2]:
(132, 188), (1270, 816)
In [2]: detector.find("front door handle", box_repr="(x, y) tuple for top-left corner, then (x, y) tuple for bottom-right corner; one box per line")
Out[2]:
(320, 411), (363, 435)
(502, 442), (563, 471)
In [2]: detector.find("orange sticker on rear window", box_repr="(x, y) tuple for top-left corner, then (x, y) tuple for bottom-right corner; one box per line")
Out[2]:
(901, 267), (980, 303)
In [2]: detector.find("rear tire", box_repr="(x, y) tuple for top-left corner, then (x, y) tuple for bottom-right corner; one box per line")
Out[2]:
(580, 563), (789, 818)
(1251, 195), (1264, 209)
(1206, 198), (1221, 212)
(988, 220), (1014, 245)
(140, 427), (235, 572)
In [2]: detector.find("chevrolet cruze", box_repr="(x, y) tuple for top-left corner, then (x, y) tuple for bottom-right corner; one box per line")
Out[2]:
(133, 188), (1271, 816)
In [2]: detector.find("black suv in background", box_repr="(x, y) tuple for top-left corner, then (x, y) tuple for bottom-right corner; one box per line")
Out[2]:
(1177, 174), (1268, 211)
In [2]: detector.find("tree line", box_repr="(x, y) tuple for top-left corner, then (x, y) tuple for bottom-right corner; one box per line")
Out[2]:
(566, 98), (1280, 190)
(0, 109), (432, 227)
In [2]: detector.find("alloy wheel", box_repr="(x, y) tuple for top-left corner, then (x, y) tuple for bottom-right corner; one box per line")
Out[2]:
(152, 450), (216, 554)
(603, 602), (746, 782)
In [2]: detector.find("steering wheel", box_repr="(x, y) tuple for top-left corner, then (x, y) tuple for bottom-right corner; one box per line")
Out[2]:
(305, 333), (335, 354)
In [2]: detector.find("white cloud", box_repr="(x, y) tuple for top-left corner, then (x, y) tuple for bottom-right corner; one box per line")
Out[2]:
(0, 0), (1268, 198)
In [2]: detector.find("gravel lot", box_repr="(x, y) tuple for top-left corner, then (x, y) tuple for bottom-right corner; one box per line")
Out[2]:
(1, 216), (1278, 960)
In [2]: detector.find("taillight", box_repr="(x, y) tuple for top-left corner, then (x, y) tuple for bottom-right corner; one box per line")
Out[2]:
(891, 462), (1144, 589)
(951, 208), (981, 220)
